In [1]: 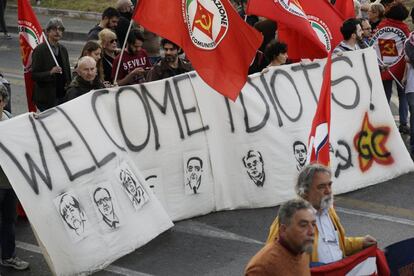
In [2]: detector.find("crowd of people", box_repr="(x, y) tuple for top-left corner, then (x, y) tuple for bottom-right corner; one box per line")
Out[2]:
(0, 0), (414, 274)
(28, 0), (194, 112)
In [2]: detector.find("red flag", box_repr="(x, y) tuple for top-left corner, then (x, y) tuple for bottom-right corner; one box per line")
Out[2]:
(18, 0), (43, 112)
(133, 0), (263, 101)
(370, 18), (410, 81)
(307, 52), (332, 166)
(299, 0), (343, 54)
(246, 0), (327, 59)
(333, 0), (355, 20)
(311, 245), (390, 276)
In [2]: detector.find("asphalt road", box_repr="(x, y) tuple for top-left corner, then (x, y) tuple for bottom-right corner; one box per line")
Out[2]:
(1, 34), (414, 276)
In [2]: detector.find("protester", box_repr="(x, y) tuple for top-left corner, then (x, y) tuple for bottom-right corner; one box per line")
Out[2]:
(32, 17), (71, 111)
(264, 40), (288, 67)
(65, 56), (104, 101)
(99, 28), (119, 84)
(402, 8), (414, 158)
(0, 71), (10, 112)
(368, 3), (385, 32)
(378, 2), (410, 134)
(0, 84), (30, 271)
(146, 39), (193, 82)
(77, 41), (106, 85)
(115, 0), (134, 48)
(143, 29), (161, 66)
(0, 0), (11, 39)
(267, 163), (377, 264)
(254, 19), (278, 53)
(358, 0), (372, 19)
(333, 18), (363, 54)
(87, 7), (120, 41)
(245, 198), (315, 276)
(112, 29), (152, 85)
(360, 18), (372, 46)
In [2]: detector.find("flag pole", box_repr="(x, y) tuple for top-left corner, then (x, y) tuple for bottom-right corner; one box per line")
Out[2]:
(113, 20), (134, 86)
(363, 41), (405, 90)
(41, 32), (60, 68)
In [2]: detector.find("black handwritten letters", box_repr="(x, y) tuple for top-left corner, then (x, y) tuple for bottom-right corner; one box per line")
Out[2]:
(0, 52), (374, 195)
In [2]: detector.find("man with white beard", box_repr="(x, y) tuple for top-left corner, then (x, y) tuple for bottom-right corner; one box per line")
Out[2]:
(266, 163), (377, 265)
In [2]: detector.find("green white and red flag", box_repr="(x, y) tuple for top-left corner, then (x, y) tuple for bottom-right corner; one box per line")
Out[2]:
(18, 0), (43, 112)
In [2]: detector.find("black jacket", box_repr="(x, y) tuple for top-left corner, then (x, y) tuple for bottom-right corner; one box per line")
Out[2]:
(65, 75), (105, 102)
(32, 42), (71, 109)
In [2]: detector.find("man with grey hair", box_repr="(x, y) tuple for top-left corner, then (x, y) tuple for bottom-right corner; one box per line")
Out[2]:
(245, 198), (315, 275)
(65, 56), (104, 101)
(32, 17), (71, 111)
(0, 84), (30, 270)
(266, 163), (376, 265)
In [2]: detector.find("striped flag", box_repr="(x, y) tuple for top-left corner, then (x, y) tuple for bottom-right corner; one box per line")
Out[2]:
(307, 52), (332, 166)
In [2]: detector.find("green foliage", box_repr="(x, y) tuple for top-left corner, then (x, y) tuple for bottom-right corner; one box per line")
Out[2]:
(33, 0), (117, 12)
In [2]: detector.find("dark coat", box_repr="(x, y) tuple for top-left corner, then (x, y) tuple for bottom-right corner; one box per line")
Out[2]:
(65, 75), (105, 102)
(146, 58), (193, 82)
(31, 42), (71, 109)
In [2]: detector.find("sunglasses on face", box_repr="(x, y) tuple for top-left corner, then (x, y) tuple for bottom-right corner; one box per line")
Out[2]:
(110, 39), (118, 43)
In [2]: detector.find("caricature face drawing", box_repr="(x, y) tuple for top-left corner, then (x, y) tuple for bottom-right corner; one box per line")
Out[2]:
(242, 150), (265, 187)
(119, 168), (148, 210)
(59, 194), (86, 236)
(293, 141), (307, 170)
(185, 157), (203, 194)
(93, 187), (119, 229)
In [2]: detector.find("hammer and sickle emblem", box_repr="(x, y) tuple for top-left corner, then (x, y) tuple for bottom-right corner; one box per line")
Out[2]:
(195, 13), (212, 31)
(334, 140), (353, 178)
(379, 39), (397, 56)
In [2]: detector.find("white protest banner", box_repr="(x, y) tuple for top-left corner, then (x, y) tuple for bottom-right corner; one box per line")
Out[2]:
(0, 49), (412, 256)
(0, 96), (173, 275)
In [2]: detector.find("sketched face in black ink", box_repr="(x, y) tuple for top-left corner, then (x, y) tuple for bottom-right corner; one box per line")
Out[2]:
(242, 150), (265, 187)
(293, 141), (307, 170)
(59, 194), (85, 235)
(120, 169), (145, 204)
(94, 188), (114, 218)
(186, 157), (203, 193)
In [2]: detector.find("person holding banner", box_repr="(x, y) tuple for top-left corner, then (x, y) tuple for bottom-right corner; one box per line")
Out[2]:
(245, 199), (315, 276)
(266, 164), (377, 265)
(0, 84), (29, 271)
(264, 40), (288, 67)
(32, 18), (71, 111)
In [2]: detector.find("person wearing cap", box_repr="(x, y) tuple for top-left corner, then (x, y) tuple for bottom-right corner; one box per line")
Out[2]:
(0, 84), (30, 271)
(32, 17), (71, 111)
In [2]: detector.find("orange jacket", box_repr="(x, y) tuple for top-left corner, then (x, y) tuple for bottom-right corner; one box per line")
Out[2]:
(266, 207), (364, 262)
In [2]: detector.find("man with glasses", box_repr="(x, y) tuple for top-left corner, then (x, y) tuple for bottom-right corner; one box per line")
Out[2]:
(0, 84), (30, 270)
(112, 29), (152, 85)
(360, 18), (372, 46)
(266, 163), (376, 265)
(32, 17), (71, 111)
(147, 39), (193, 82)
(93, 187), (119, 229)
